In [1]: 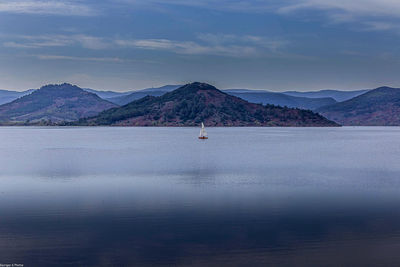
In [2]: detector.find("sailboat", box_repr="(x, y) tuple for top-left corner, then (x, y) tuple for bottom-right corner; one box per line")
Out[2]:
(198, 122), (208, 139)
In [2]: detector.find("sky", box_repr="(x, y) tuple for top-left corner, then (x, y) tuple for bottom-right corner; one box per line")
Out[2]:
(1, 0), (400, 91)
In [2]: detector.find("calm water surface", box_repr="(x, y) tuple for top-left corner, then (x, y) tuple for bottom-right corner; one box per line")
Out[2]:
(1, 127), (400, 266)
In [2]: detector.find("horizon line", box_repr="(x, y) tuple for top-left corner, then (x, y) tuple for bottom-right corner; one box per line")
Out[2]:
(1, 82), (393, 93)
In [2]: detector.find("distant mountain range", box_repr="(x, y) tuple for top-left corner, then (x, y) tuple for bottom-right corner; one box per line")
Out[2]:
(224, 89), (336, 110)
(83, 88), (131, 99)
(76, 83), (338, 127)
(100, 87), (370, 111)
(283, 89), (369, 102)
(0, 89), (34, 105)
(0, 85), (371, 111)
(1, 83), (399, 126)
(105, 85), (181, 105)
(103, 86), (340, 110)
(317, 86), (400, 126)
(0, 83), (116, 124)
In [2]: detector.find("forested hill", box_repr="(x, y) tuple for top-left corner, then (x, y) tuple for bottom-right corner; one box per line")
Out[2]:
(0, 83), (117, 124)
(76, 82), (339, 127)
(317, 86), (400, 126)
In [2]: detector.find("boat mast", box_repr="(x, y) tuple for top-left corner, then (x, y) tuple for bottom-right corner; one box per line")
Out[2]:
(199, 122), (207, 138)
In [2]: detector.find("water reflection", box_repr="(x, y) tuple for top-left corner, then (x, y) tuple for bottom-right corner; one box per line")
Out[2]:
(1, 127), (400, 266)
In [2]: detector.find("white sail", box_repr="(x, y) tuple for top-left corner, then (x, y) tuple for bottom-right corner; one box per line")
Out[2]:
(199, 122), (208, 137)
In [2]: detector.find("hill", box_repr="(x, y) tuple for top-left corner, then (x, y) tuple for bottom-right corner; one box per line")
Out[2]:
(83, 88), (131, 99)
(106, 85), (181, 105)
(107, 86), (337, 110)
(224, 89), (336, 110)
(77, 82), (338, 127)
(0, 83), (117, 124)
(283, 89), (369, 102)
(316, 86), (400, 125)
(0, 89), (34, 105)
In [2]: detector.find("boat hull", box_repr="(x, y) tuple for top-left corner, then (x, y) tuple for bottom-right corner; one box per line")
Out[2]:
(198, 136), (208, 139)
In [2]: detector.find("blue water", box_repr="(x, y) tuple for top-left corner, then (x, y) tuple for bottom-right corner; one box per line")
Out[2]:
(1, 127), (400, 266)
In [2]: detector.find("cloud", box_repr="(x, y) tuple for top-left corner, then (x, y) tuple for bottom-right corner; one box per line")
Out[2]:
(116, 34), (287, 57)
(4, 33), (283, 57)
(278, 0), (400, 18)
(3, 32), (289, 58)
(71, 35), (109, 50)
(3, 41), (39, 48)
(34, 55), (127, 63)
(119, 0), (400, 34)
(32, 54), (159, 64)
(278, 0), (400, 30)
(3, 34), (109, 50)
(119, 0), (278, 13)
(363, 21), (400, 31)
(196, 33), (286, 51)
(121, 0), (400, 17)
(0, 1), (97, 16)
(4, 35), (73, 48)
(116, 38), (254, 57)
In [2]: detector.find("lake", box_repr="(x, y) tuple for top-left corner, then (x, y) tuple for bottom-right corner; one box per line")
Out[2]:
(1, 127), (400, 266)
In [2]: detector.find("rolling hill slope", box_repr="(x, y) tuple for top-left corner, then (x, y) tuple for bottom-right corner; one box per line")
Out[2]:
(77, 82), (338, 127)
(283, 89), (369, 102)
(225, 89), (337, 110)
(106, 85), (181, 105)
(316, 86), (400, 125)
(0, 89), (34, 105)
(0, 83), (117, 124)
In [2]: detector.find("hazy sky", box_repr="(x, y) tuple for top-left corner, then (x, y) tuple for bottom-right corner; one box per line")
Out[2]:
(1, 0), (400, 91)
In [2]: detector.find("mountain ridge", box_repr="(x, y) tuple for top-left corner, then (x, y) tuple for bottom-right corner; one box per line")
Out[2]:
(224, 90), (337, 110)
(106, 85), (181, 105)
(76, 82), (339, 127)
(0, 83), (117, 124)
(283, 89), (369, 102)
(316, 86), (400, 125)
(106, 86), (339, 110)
(0, 89), (34, 105)
(0, 85), (374, 111)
